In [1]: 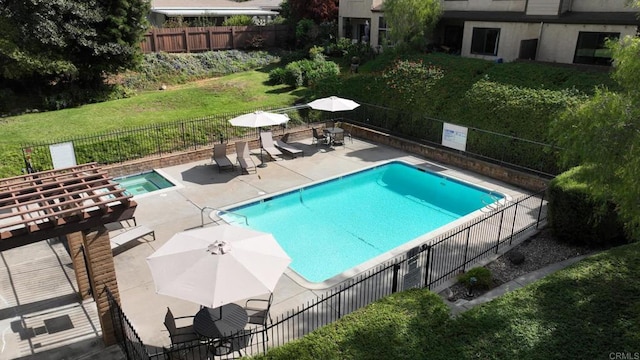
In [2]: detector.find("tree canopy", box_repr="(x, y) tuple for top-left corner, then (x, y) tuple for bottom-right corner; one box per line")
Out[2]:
(550, 35), (640, 240)
(0, 0), (149, 91)
(285, 0), (338, 25)
(382, 0), (442, 51)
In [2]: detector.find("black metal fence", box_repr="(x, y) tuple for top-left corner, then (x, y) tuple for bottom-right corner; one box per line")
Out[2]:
(344, 103), (561, 177)
(109, 190), (547, 359)
(20, 103), (558, 177)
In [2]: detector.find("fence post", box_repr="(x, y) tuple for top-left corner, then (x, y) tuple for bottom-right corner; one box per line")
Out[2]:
(391, 263), (401, 293)
(495, 211), (504, 253)
(462, 227), (471, 272)
(184, 28), (190, 52)
(422, 244), (432, 289)
(536, 191), (545, 228)
(509, 202), (520, 245)
(231, 27), (235, 48)
(152, 29), (158, 52)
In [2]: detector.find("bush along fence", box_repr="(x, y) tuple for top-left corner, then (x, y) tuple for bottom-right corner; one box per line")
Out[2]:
(344, 102), (562, 177)
(140, 25), (290, 53)
(20, 103), (559, 178)
(109, 190), (547, 359)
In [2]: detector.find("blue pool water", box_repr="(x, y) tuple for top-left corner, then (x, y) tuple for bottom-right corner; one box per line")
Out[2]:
(221, 161), (503, 283)
(115, 171), (175, 196)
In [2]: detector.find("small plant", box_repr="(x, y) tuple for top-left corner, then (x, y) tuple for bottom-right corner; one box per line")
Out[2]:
(457, 267), (492, 290)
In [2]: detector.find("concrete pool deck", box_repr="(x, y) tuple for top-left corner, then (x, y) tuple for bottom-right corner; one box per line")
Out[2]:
(0, 136), (538, 359)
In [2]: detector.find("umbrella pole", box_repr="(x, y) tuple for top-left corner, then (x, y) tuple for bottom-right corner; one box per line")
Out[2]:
(258, 128), (267, 168)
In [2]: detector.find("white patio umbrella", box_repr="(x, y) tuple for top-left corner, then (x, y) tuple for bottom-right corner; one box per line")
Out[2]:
(307, 96), (360, 112)
(229, 111), (289, 167)
(146, 224), (291, 309)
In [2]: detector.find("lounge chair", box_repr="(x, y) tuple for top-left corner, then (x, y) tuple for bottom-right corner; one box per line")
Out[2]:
(235, 141), (257, 174)
(212, 143), (234, 172)
(259, 131), (283, 161)
(275, 139), (303, 158)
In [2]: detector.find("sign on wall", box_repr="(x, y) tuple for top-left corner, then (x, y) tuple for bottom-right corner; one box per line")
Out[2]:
(442, 123), (468, 151)
(49, 142), (77, 169)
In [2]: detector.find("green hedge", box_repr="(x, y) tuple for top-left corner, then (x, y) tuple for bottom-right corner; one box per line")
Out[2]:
(547, 166), (626, 246)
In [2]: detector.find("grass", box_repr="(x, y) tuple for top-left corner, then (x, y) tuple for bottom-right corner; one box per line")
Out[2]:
(0, 70), (308, 177)
(254, 242), (640, 359)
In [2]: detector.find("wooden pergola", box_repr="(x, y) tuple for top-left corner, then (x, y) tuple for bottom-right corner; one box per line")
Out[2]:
(0, 163), (137, 251)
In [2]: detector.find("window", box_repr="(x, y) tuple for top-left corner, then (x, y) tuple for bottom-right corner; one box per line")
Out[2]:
(573, 31), (619, 66)
(471, 28), (500, 56)
(378, 17), (390, 47)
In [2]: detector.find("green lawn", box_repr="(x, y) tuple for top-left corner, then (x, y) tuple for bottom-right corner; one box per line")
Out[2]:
(254, 242), (640, 360)
(0, 70), (307, 177)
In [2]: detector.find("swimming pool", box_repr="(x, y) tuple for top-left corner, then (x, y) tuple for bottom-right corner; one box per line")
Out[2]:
(220, 161), (505, 286)
(115, 170), (177, 197)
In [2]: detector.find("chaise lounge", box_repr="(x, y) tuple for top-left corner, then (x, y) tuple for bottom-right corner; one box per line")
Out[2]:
(260, 131), (284, 161)
(235, 141), (257, 174)
(212, 143), (234, 172)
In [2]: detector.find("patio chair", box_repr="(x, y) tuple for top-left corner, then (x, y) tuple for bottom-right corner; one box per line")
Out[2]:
(260, 131), (283, 161)
(245, 292), (273, 329)
(312, 128), (327, 146)
(331, 131), (345, 147)
(275, 139), (303, 158)
(212, 143), (234, 172)
(163, 307), (200, 346)
(210, 329), (253, 358)
(235, 141), (257, 174)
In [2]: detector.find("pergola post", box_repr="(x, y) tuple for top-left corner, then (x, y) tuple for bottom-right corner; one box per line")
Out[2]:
(82, 225), (120, 346)
(68, 231), (91, 299)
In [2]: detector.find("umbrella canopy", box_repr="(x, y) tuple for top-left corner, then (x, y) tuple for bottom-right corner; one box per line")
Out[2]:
(146, 225), (291, 308)
(228, 111), (289, 128)
(307, 96), (360, 112)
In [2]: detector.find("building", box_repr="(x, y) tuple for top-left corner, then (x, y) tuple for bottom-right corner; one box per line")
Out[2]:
(338, 0), (640, 65)
(149, 0), (281, 27)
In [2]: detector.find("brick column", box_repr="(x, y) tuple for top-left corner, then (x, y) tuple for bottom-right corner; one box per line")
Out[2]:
(82, 225), (121, 346)
(67, 231), (92, 299)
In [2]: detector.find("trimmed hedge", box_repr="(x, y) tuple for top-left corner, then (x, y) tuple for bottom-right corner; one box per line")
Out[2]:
(547, 166), (626, 246)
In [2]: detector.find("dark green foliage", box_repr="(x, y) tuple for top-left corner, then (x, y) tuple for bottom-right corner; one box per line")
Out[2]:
(547, 166), (626, 246)
(0, 0), (149, 109)
(269, 52), (340, 88)
(253, 289), (451, 360)
(458, 267), (492, 290)
(255, 242), (640, 360)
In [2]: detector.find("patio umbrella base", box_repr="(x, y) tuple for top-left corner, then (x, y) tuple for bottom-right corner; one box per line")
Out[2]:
(258, 163), (267, 168)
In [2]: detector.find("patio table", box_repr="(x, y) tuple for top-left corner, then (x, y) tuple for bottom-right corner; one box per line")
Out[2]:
(193, 303), (248, 340)
(323, 127), (344, 145)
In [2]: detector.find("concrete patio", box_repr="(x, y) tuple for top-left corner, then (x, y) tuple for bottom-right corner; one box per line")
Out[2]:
(0, 135), (536, 359)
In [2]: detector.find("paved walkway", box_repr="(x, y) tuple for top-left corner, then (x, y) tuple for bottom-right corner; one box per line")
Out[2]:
(1, 135), (559, 359)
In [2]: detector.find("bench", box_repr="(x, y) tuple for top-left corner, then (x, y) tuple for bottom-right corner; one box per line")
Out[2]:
(110, 225), (155, 250)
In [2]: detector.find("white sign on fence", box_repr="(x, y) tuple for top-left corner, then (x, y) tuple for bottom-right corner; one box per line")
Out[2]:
(49, 142), (77, 169)
(442, 123), (468, 151)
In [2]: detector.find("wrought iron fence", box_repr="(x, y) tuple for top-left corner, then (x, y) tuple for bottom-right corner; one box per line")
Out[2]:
(344, 103), (561, 176)
(107, 287), (151, 360)
(111, 190), (547, 359)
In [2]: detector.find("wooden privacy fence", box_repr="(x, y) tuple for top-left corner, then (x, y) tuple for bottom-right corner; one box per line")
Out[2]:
(140, 25), (289, 53)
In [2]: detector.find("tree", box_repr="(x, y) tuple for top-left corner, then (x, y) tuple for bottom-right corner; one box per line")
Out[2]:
(0, 0), (149, 90)
(286, 0), (338, 25)
(550, 35), (640, 240)
(383, 0), (442, 51)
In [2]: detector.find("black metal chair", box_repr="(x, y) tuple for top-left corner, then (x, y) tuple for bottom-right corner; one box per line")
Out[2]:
(312, 128), (327, 146)
(245, 293), (273, 329)
(163, 307), (200, 347)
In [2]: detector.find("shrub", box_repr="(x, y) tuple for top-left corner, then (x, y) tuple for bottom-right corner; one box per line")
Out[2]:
(547, 166), (626, 246)
(268, 67), (288, 84)
(457, 267), (492, 290)
(222, 15), (254, 26)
